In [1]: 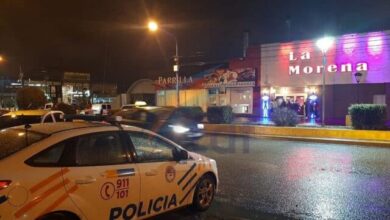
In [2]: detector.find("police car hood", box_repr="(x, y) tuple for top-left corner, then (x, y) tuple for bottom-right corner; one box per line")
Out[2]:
(188, 151), (209, 161)
(187, 151), (218, 185)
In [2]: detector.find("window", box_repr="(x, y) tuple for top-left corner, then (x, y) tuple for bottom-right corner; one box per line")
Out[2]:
(44, 115), (53, 123)
(0, 129), (47, 160)
(75, 132), (128, 166)
(128, 132), (176, 162)
(27, 142), (65, 166)
(53, 113), (64, 122)
(373, 95), (386, 105)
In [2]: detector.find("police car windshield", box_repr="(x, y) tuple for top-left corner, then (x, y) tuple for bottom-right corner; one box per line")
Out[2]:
(0, 128), (47, 160)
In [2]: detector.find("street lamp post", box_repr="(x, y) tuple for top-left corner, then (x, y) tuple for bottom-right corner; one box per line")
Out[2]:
(354, 72), (363, 103)
(173, 36), (180, 107)
(0, 56), (3, 107)
(148, 20), (180, 107)
(316, 36), (334, 127)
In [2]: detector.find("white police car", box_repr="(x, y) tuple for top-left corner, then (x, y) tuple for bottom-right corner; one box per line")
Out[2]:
(0, 121), (218, 220)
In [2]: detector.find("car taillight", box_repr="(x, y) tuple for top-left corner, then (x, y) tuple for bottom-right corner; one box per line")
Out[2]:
(0, 180), (11, 190)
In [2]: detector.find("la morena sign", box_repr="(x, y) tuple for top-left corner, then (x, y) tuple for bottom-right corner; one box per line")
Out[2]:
(288, 51), (368, 75)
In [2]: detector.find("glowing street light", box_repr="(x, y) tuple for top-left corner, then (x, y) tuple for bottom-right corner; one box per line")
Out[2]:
(316, 36), (334, 127)
(147, 19), (180, 106)
(147, 20), (158, 32)
(316, 36), (334, 53)
(0, 56), (3, 62)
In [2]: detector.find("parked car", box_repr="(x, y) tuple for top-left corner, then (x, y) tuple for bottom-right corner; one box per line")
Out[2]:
(115, 106), (204, 144)
(0, 121), (218, 220)
(0, 109), (64, 129)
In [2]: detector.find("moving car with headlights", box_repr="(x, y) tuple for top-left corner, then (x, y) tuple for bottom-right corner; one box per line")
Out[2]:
(0, 110), (64, 129)
(0, 121), (218, 220)
(114, 106), (204, 145)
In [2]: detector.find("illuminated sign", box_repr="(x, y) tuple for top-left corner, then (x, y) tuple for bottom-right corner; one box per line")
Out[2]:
(261, 30), (390, 86)
(155, 67), (257, 89)
(288, 51), (368, 75)
(156, 76), (193, 87)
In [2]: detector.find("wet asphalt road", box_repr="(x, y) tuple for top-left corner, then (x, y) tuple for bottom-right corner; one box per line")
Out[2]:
(152, 134), (390, 220)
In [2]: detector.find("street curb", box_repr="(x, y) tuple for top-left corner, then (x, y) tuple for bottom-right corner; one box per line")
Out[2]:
(204, 131), (390, 147)
(204, 124), (390, 147)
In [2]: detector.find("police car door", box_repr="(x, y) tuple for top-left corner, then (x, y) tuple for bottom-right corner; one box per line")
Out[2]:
(63, 131), (140, 220)
(127, 131), (193, 219)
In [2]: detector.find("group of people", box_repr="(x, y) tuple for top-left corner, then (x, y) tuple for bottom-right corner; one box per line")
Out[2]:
(264, 96), (320, 119)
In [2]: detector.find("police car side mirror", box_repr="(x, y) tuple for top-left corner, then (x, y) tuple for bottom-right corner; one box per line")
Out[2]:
(172, 148), (188, 161)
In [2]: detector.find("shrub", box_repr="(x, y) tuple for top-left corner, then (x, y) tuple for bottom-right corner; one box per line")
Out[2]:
(53, 102), (77, 115)
(16, 87), (46, 109)
(207, 106), (234, 124)
(174, 106), (204, 122)
(348, 104), (387, 130)
(271, 107), (299, 127)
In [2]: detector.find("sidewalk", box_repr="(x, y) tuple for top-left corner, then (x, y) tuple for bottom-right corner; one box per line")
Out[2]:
(231, 116), (347, 128)
(203, 123), (390, 147)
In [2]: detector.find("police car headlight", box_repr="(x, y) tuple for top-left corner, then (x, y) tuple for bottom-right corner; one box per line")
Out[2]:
(197, 123), (204, 129)
(169, 125), (190, 133)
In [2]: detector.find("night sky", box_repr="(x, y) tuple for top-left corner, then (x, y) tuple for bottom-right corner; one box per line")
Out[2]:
(1, 0), (390, 91)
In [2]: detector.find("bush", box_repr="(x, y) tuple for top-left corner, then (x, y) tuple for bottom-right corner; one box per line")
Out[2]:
(53, 102), (77, 115)
(348, 104), (387, 130)
(16, 87), (46, 109)
(207, 106), (234, 124)
(174, 106), (204, 122)
(271, 107), (299, 126)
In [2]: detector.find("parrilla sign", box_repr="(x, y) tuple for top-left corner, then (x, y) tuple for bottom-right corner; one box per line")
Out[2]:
(154, 67), (257, 89)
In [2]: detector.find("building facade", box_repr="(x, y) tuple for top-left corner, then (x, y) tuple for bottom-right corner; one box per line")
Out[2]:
(260, 30), (390, 124)
(155, 64), (260, 114)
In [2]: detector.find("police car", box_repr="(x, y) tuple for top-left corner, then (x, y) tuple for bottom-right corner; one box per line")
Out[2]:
(0, 121), (218, 220)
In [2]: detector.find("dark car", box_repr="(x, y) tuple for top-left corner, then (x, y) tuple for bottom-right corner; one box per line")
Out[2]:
(0, 109), (10, 116)
(0, 110), (65, 130)
(115, 106), (204, 144)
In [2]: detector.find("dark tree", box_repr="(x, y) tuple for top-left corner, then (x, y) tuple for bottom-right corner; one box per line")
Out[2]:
(16, 87), (46, 109)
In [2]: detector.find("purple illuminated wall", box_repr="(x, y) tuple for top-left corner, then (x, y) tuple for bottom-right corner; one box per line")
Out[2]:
(261, 30), (390, 87)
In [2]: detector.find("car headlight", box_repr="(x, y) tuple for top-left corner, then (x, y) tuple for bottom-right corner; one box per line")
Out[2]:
(197, 123), (204, 129)
(169, 125), (190, 133)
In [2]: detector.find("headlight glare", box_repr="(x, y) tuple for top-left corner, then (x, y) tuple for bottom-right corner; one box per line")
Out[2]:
(169, 125), (190, 133)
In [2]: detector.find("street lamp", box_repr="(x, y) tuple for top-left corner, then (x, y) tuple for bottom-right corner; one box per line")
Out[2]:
(316, 36), (334, 127)
(0, 56), (3, 62)
(147, 20), (180, 107)
(147, 21), (158, 32)
(354, 72), (363, 103)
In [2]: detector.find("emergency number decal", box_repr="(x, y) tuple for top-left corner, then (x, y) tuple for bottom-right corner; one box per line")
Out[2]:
(100, 182), (115, 200)
(101, 178), (130, 200)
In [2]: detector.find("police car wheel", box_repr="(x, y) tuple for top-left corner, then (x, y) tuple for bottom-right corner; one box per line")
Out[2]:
(192, 174), (215, 211)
